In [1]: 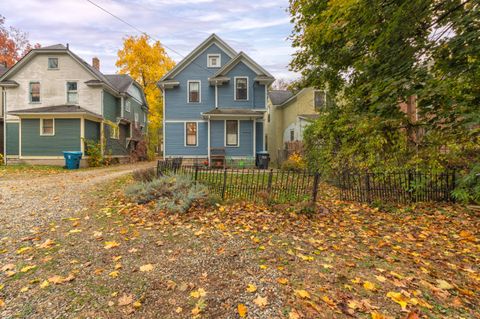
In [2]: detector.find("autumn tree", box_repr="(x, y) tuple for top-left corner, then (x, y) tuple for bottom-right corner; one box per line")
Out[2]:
(289, 0), (479, 174)
(116, 35), (175, 158)
(0, 15), (40, 67)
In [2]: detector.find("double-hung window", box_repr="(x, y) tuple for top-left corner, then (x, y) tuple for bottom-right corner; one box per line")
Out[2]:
(314, 90), (327, 110)
(226, 120), (239, 146)
(235, 77), (248, 101)
(66, 81), (78, 104)
(30, 82), (40, 103)
(40, 119), (55, 136)
(185, 122), (197, 146)
(110, 124), (119, 139)
(125, 100), (131, 112)
(188, 81), (200, 103)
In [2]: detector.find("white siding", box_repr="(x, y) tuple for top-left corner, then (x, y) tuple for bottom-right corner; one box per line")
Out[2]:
(5, 53), (102, 120)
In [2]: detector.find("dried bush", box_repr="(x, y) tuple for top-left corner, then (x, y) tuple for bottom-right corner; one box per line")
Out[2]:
(132, 167), (157, 182)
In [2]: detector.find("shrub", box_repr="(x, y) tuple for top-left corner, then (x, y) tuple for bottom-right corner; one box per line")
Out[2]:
(281, 152), (306, 172)
(84, 139), (103, 167)
(125, 174), (209, 214)
(133, 167), (157, 182)
(453, 163), (480, 204)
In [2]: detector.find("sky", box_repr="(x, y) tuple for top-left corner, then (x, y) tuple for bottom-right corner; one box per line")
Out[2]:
(2, 0), (298, 80)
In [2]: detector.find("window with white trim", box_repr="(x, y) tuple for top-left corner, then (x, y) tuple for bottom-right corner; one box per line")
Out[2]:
(125, 99), (131, 112)
(110, 124), (119, 139)
(186, 122), (197, 146)
(235, 77), (248, 101)
(314, 90), (327, 110)
(40, 118), (55, 136)
(66, 81), (78, 104)
(226, 120), (239, 146)
(290, 129), (295, 142)
(48, 57), (58, 69)
(207, 54), (221, 68)
(188, 81), (200, 103)
(29, 82), (40, 103)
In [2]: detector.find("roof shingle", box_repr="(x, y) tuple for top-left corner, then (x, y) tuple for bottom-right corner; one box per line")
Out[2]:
(268, 90), (294, 105)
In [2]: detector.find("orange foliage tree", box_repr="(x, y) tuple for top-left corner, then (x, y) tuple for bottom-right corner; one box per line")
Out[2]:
(116, 35), (175, 159)
(0, 15), (40, 67)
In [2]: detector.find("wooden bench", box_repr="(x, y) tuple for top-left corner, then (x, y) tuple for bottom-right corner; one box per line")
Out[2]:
(210, 148), (226, 168)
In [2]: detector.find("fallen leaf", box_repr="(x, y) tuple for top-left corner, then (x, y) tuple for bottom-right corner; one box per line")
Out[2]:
(20, 265), (36, 273)
(363, 281), (377, 291)
(118, 294), (134, 306)
(139, 264), (154, 272)
(253, 295), (268, 307)
(109, 271), (119, 278)
(237, 303), (247, 318)
(436, 279), (454, 290)
(294, 289), (311, 299)
(104, 241), (120, 249)
(0, 299), (4, 309)
(277, 278), (289, 285)
(40, 280), (49, 289)
(246, 284), (257, 293)
(386, 291), (408, 310)
(190, 288), (206, 298)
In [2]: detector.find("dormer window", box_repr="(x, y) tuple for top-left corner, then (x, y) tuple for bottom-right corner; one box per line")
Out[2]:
(234, 77), (248, 101)
(207, 54), (221, 68)
(48, 58), (58, 69)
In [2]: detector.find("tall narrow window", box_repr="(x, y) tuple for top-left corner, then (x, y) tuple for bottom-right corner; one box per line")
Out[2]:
(188, 81), (200, 103)
(314, 90), (326, 110)
(290, 129), (295, 142)
(30, 82), (40, 103)
(48, 57), (58, 69)
(235, 77), (248, 101)
(186, 122), (197, 146)
(67, 81), (78, 104)
(40, 119), (54, 136)
(125, 99), (131, 112)
(226, 120), (238, 146)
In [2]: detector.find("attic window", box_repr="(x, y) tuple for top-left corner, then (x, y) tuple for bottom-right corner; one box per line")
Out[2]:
(314, 90), (327, 110)
(48, 58), (58, 69)
(207, 54), (221, 68)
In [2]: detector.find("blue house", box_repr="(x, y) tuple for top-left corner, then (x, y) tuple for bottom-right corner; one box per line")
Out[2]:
(158, 34), (274, 166)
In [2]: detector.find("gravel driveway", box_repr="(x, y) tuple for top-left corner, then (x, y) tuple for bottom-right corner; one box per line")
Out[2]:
(0, 162), (153, 238)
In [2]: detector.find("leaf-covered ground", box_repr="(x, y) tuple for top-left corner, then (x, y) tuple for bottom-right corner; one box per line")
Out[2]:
(0, 176), (479, 318)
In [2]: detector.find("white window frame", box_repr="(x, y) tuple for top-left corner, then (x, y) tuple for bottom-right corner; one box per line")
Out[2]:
(185, 121), (198, 147)
(29, 81), (41, 103)
(110, 124), (119, 139)
(40, 118), (55, 136)
(234, 77), (249, 101)
(66, 81), (78, 104)
(207, 54), (221, 68)
(125, 99), (131, 112)
(47, 57), (58, 70)
(187, 80), (201, 103)
(313, 90), (327, 110)
(224, 120), (240, 147)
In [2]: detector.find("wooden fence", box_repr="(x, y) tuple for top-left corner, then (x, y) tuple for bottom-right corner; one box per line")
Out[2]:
(157, 160), (320, 203)
(337, 170), (456, 203)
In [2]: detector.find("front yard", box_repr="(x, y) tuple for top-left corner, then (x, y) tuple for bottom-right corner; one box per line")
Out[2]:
(0, 174), (479, 318)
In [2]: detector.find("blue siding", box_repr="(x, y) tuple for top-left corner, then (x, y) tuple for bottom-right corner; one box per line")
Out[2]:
(210, 120), (254, 157)
(165, 122), (208, 156)
(165, 43), (233, 120)
(256, 121), (264, 152)
(217, 62), (265, 109)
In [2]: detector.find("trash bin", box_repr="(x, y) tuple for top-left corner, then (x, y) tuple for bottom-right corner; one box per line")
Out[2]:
(63, 151), (83, 169)
(255, 151), (270, 169)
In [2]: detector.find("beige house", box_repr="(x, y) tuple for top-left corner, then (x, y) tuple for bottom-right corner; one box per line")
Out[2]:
(265, 87), (326, 165)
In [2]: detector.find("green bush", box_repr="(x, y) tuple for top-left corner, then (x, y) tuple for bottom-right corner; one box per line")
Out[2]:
(453, 164), (480, 204)
(84, 139), (103, 167)
(125, 174), (210, 214)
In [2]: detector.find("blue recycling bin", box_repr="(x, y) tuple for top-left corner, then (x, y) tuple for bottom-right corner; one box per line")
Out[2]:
(63, 151), (83, 169)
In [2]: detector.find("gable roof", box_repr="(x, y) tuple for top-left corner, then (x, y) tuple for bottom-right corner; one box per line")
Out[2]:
(104, 74), (133, 92)
(159, 34), (237, 82)
(268, 90), (294, 105)
(211, 51), (274, 81)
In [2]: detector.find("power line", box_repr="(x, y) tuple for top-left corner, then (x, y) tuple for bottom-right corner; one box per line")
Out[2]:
(85, 0), (215, 75)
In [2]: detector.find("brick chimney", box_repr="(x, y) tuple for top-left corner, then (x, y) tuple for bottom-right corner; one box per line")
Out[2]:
(92, 57), (100, 71)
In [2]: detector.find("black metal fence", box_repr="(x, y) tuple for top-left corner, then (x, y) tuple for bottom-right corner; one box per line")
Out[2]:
(337, 170), (456, 203)
(157, 160), (320, 203)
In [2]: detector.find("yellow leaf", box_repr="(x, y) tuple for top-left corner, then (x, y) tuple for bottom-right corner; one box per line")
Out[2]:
(0, 299), (4, 309)
(436, 279), (454, 290)
(375, 275), (387, 282)
(109, 271), (119, 278)
(277, 278), (289, 285)
(289, 309), (300, 319)
(321, 295), (336, 307)
(133, 300), (142, 308)
(253, 295), (268, 307)
(259, 264), (267, 270)
(371, 311), (388, 319)
(190, 288), (206, 298)
(237, 303), (247, 317)
(16, 247), (32, 254)
(246, 284), (257, 293)
(20, 265), (36, 273)
(40, 280), (49, 289)
(363, 281), (377, 291)
(351, 277), (361, 284)
(386, 291), (408, 310)
(139, 264), (154, 272)
(175, 307), (183, 313)
(294, 289), (311, 299)
(38, 239), (55, 248)
(104, 241), (120, 249)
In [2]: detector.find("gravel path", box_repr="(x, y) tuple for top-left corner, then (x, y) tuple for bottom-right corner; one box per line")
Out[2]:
(0, 162), (153, 238)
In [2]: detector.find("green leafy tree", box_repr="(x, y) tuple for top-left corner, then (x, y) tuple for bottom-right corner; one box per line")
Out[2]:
(289, 0), (479, 174)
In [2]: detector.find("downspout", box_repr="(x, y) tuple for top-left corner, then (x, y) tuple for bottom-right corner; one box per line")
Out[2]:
(2, 88), (6, 165)
(162, 87), (166, 159)
(215, 83), (218, 109)
(207, 115), (211, 165)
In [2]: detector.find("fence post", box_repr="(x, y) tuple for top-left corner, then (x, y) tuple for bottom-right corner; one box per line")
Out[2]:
(407, 170), (413, 202)
(221, 168), (227, 200)
(194, 165), (199, 184)
(365, 173), (371, 203)
(311, 171), (320, 204)
(156, 160), (160, 177)
(267, 169), (273, 199)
